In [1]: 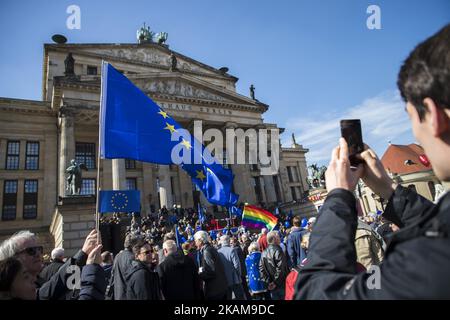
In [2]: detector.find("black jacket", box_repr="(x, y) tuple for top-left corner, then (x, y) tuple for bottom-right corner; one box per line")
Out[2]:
(37, 250), (88, 300)
(295, 186), (450, 299)
(78, 264), (107, 300)
(233, 245), (247, 277)
(125, 260), (162, 300)
(39, 260), (65, 283)
(157, 250), (201, 300)
(259, 244), (289, 289)
(108, 249), (134, 300)
(198, 244), (228, 299)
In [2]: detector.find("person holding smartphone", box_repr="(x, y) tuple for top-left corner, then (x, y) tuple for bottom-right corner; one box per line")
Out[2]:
(295, 24), (450, 299)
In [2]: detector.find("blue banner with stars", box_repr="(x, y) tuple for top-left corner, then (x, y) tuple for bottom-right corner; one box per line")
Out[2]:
(98, 190), (141, 213)
(100, 62), (238, 206)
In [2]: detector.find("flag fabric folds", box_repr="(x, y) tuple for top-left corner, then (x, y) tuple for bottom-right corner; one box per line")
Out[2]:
(98, 190), (141, 213)
(241, 205), (278, 231)
(100, 62), (238, 207)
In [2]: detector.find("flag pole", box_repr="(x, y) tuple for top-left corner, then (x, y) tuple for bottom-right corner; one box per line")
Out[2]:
(95, 61), (107, 238)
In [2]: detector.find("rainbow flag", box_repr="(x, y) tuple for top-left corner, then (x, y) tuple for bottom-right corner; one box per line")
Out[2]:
(242, 205), (278, 231)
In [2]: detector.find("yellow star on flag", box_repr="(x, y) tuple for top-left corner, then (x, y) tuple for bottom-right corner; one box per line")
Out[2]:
(164, 123), (177, 134)
(158, 109), (170, 119)
(181, 138), (192, 149)
(196, 170), (206, 181)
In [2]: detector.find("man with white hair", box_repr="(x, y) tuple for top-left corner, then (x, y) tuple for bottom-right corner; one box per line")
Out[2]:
(39, 247), (65, 283)
(0, 229), (101, 299)
(194, 230), (228, 300)
(218, 235), (246, 300)
(156, 239), (201, 300)
(259, 231), (290, 300)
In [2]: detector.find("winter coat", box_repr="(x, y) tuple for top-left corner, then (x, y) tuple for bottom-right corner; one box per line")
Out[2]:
(125, 260), (162, 300)
(295, 186), (450, 299)
(286, 227), (307, 268)
(37, 250), (88, 300)
(39, 260), (64, 283)
(157, 250), (201, 300)
(245, 252), (267, 294)
(259, 244), (289, 289)
(78, 264), (107, 300)
(198, 244), (228, 299)
(108, 249), (134, 300)
(218, 245), (242, 286)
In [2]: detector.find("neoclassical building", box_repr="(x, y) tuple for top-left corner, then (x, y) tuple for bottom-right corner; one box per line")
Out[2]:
(0, 29), (314, 253)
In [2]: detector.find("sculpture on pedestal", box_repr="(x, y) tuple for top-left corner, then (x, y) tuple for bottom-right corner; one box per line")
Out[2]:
(308, 164), (327, 188)
(66, 159), (88, 195)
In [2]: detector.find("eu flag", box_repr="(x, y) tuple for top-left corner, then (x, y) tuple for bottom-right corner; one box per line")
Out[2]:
(99, 190), (140, 213)
(100, 62), (238, 207)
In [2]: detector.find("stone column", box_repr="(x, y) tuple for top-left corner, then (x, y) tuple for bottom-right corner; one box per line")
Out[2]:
(58, 108), (75, 197)
(178, 169), (194, 208)
(112, 159), (126, 190)
(158, 165), (173, 209)
(142, 163), (157, 214)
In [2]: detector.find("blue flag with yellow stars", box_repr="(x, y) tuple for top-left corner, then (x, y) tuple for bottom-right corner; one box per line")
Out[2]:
(99, 190), (140, 213)
(100, 62), (238, 206)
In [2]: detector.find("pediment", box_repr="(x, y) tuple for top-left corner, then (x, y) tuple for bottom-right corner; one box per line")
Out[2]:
(75, 45), (222, 78)
(130, 74), (261, 107)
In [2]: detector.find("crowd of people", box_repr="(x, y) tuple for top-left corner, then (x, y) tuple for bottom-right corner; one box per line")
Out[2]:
(0, 23), (449, 300)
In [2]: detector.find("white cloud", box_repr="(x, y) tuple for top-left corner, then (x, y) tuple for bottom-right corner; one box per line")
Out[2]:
(284, 90), (414, 165)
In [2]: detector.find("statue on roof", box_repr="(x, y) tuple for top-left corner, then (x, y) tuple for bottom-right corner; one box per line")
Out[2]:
(168, 53), (177, 72)
(156, 32), (168, 45)
(250, 84), (256, 100)
(137, 22), (154, 44)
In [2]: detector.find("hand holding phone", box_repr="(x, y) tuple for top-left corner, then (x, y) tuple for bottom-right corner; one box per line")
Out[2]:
(340, 119), (364, 167)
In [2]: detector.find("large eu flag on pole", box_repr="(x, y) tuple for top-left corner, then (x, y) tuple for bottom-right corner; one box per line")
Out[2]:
(100, 62), (238, 207)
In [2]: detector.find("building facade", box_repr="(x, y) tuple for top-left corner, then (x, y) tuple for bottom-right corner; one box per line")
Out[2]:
(0, 32), (314, 253)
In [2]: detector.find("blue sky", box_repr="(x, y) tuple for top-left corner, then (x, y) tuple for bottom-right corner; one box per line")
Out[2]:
(0, 0), (449, 166)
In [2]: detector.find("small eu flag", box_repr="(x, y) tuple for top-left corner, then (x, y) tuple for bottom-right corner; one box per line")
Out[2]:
(99, 190), (140, 213)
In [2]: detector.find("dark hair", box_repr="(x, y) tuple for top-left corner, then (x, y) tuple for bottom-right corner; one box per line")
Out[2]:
(0, 258), (23, 292)
(398, 24), (450, 120)
(124, 233), (144, 250)
(132, 242), (150, 256)
(293, 216), (301, 227)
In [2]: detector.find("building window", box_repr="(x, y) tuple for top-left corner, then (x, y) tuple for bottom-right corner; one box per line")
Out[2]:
(290, 186), (298, 201)
(25, 142), (39, 170)
(126, 178), (137, 190)
(254, 177), (263, 204)
(287, 166), (299, 183)
(273, 175), (282, 203)
(23, 180), (38, 219)
(87, 65), (98, 75)
(6, 141), (20, 170)
(75, 142), (96, 169)
(125, 159), (136, 169)
(80, 179), (96, 195)
(2, 180), (18, 221)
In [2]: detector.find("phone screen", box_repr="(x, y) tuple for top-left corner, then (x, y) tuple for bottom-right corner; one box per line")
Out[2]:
(340, 119), (364, 166)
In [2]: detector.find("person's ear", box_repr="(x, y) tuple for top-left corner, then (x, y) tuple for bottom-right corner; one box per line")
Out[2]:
(423, 98), (449, 137)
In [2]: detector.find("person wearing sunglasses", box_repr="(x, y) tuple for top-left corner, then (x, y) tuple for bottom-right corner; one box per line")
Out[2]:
(125, 242), (162, 300)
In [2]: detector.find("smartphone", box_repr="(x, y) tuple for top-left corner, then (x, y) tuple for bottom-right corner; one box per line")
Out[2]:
(340, 119), (364, 166)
